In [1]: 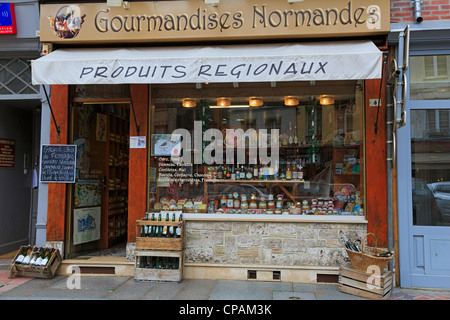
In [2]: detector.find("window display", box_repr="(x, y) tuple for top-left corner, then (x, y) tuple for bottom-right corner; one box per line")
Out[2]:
(149, 81), (364, 217)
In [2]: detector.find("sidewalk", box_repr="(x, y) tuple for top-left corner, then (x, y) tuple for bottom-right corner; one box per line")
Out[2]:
(1, 269), (450, 300)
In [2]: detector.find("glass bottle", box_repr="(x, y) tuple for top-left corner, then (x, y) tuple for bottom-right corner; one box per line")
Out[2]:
(239, 165), (245, 180)
(220, 194), (227, 208)
(246, 164), (253, 180)
(253, 164), (259, 180)
(15, 247), (30, 264)
(40, 248), (54, 266)
(286, 161), (292, 180)
(227, 193), (234, 208)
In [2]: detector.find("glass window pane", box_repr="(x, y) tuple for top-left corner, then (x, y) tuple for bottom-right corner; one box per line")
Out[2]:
(410, 55), (450, 100)
(149, 81), (365, 217)
(411, 109), (450, 226)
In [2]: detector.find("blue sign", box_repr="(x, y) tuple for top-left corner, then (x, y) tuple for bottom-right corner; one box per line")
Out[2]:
(0, 3), (17, 34)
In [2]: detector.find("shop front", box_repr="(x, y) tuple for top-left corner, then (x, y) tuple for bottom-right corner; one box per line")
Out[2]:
(32, 0), (390, 282)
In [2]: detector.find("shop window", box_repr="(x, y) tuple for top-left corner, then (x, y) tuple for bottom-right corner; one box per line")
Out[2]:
(149, 81), (365, 217)
(410, 55), (450, 100)
(410, 109), (450, 226)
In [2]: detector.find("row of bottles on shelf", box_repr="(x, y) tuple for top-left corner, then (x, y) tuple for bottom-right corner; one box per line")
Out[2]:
(108, 216), (127, 238)
(211, 193), (285, 212)
(138, 256), (180, 270)
(206, 159), (305, 181)
(140, 212), (183, 238)
(14, 246), (56, 267)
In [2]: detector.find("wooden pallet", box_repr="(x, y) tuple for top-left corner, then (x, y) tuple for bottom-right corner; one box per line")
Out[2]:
(134, 249), (183, 282)
(338, 265), (392, 300)
(9, 246), (62, 279)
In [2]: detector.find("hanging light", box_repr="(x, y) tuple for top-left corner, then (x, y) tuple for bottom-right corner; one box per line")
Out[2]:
(320, 95), (334, 106)
(249, 97), (263, 107)
(284, 96), (299, 106)
(182, 98), (197, 108)
(217, 97), (231, 107)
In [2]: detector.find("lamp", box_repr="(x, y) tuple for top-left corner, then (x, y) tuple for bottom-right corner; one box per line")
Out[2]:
(204, 0), (219, 6)
(284, 96), (299, 106)
(182, 98), (197, 108)
(249, 97), (263, 107)
(107, 0), (130, 8)
(217, 98), (231, 107)
(320, 95), (334, 106)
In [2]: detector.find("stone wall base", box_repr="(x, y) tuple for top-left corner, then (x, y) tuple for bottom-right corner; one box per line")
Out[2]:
(183, 263), (340, 283)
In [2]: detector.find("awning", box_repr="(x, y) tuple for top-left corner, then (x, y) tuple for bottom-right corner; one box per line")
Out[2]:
(31, 40), (382, 85)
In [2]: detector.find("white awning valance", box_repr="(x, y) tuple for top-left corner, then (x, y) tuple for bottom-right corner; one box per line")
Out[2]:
(32, 40), (382, 85)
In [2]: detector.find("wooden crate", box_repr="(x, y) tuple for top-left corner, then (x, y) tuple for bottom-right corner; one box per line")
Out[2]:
(338, 265), (393, 300)
(136, 219), (184, 251)
(134, 250), (183, 282)
(9, 246), (62, 279)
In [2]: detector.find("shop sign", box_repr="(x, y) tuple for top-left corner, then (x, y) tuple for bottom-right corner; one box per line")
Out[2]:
(0, 3), (17, 35)
(0, 138), (15, 168)
(39, 0), (390, 44)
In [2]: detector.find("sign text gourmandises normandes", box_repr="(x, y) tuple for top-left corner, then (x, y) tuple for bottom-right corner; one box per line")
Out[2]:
(94, 2), (380, 33)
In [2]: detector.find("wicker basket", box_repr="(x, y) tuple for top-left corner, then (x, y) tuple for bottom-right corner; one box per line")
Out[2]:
(345, 233), (393, 273)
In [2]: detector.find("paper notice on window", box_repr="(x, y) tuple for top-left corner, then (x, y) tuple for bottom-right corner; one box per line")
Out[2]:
(130, 136), (146, 149)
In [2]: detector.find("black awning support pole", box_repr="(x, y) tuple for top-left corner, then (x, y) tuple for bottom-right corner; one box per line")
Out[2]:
(130, 97), (140, 136)
(42, 85), (61, 144)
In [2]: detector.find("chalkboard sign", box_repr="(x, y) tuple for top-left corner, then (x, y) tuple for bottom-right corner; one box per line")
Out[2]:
(40, 144), (77, 183)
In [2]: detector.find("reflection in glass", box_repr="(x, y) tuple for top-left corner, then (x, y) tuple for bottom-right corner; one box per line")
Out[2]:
(411, 109), (450, 226)
(410, 55), (450, 100)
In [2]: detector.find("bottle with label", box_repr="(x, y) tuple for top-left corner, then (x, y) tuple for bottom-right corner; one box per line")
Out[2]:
(15, 247), (30, 264)
(268, 165), (274, 180)
(225, 165), (231, 179)
(292, 160), (298, 180)
(35, 248), (47, 266)
(246, 164), (253, 180)
(276, 195), (283, 209)
(253, 164), (259, 180)
(227, 193), (234, 208)
(233, 192), (240, 208)
(249, 194), (258, 209)
(259, 196), (267, 210)
(235, 166), (240, 181)
(175, 214), (183, 238)
(208, 200), (215, 213)
(230, 166), (236, 180)
(141, 212), (148, 237)
(286, 161), (292, 180)
(156, 213), (162, 237)
(258, 163), (264, 180)
(267, 193), (275, 209)
(22, 247), (36, 265)
(217, 165), (223, 179)
(40, 248), (54, 266)
(239, 165), (245, 180)
(29, 247), (41, 266)
(163, 212), (170, 237)
(240, 194), (248, 209)
(263, 163), (269, 180)
(220, 194), (227, 208)
(169, 212), (176, 237)
(288, 122), (294, 145)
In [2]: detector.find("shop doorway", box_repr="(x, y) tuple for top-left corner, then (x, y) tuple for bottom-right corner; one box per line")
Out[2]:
(67, 100), (129, 258)
(397, 53), (450, 289)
